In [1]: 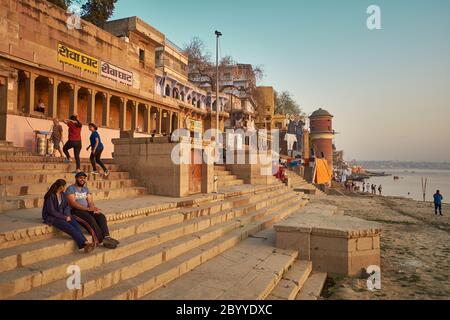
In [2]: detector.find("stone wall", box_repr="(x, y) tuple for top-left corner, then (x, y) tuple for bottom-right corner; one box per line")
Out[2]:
(0, 0), (155, 98)
(112, 137), (214, 197)
(274, 206), (382, 276)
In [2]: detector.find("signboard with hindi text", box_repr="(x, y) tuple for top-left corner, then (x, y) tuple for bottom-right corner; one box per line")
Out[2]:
(189, 119), (203, 133)
(100, 62), (133, 86)
(57, 44), (99, 74)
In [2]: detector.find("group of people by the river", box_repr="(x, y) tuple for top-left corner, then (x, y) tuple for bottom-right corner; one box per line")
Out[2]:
(43, 114), (118, 254)
(346, 181), (383, 196)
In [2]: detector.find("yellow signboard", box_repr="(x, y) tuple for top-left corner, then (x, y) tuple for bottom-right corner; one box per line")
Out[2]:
(189, 119), (203, 133)
(58, 43), (99, 74)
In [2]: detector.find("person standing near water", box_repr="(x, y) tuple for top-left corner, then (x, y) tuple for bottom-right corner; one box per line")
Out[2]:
(433, 190), (443, 216)
(378, 185), (383, 196)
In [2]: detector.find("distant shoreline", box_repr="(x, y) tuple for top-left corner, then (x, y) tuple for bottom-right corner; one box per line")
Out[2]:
(353, 161), (450, 171)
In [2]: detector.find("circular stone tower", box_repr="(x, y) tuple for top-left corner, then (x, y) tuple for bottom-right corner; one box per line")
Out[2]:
(309, 108), (334, 171)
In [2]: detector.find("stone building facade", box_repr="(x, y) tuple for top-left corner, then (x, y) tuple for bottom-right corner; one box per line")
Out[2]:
(0, 0), (229, 158)
(254, 86), (275, 130)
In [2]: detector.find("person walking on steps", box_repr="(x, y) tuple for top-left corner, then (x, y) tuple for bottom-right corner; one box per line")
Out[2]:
(65, 172), (119, 249)
(87, 123), (109, 177)
(63, 114), (83, 174)
(42, 179), (95, 254)
(433, 190), (443, 216)
(50, 118), (64, 158)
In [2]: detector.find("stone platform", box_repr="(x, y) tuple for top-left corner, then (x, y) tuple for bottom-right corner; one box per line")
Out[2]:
(274, 204), (382, 276)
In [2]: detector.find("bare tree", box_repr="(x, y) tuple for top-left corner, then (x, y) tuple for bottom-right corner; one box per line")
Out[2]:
(183, 37), (264, 94)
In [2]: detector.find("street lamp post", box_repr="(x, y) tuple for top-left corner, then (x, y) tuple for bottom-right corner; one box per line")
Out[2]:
(215, 30), (222, 141)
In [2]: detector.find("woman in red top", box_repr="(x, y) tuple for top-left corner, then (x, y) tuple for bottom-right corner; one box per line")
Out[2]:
(63, 114), (83, 173)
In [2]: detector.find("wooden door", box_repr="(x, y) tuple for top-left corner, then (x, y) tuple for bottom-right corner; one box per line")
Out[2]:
(189, 149), (202, 194)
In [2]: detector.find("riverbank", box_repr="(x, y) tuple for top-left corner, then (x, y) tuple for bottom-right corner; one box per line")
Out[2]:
(310, 192), (450, 300)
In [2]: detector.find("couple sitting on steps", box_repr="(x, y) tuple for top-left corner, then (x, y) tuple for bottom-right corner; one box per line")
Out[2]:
(42, 172), (120, 253)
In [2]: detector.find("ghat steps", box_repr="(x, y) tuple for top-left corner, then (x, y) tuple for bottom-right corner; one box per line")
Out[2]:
(0, 145), (146, 212)
(0, 141), (313, 300)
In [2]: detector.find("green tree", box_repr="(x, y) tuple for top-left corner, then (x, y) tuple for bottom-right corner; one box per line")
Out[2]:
(47, 0), (72, 10)
(274, 91), (303, 115)
(81, 0), (118, 28)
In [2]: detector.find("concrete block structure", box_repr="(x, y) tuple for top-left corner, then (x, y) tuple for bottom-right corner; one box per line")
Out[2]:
(112, 136), (214, 197)
(274, 205), (382, 276)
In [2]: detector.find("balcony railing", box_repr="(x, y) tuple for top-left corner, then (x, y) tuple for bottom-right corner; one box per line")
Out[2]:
(166, 39), (185, 55)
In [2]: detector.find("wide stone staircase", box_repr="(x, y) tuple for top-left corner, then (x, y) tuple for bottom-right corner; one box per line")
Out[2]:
(0, 140), (332, 300)
(0, 142), (146, 213)
(0, 141), (315, 300)
(138, 228), (327, 301)
(214, 165), (244, 189)
(286, 169), (326, 196)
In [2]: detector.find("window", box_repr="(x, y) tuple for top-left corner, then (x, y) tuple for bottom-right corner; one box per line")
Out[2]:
(139, 49), (145, 62)
(155, 51), (163, 66)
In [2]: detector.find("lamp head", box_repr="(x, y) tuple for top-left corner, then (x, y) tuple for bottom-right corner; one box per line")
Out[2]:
(215, 30), (222, 37)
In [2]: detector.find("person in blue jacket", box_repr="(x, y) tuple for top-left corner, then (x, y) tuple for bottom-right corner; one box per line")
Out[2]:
(433, 190), (443, 216)
(42, 179), (95, 253)
(87, 123), (109, 176)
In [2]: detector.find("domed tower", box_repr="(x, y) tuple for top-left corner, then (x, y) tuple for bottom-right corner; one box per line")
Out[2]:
(309, 108), (334, 171)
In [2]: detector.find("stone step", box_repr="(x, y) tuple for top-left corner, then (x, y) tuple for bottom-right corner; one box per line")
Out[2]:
(0, 145), (28, 152)
(4, 188), (290, 271)
(0, 196), (195, 250)
(0, 179), (139, 197)
(0, 188), (292, 276)
(0, 162), (120, 172)
(0, 187), (148, 212)
(0, 155), (114, 164)
(218, 179), (244, 188)
(295, 272), (328, 300)
(214, 170), (233, 177)
(6, 192), (303, 300)
(266, 260), (312, 300)
(215, 175), (238, 182)
(213, 166), (227, 171)
(0, 149), (32, 156)
(86, 197), (304, 300)
(0, 171), (131, 186)
(140, 229), (298, 301)
(0, 141), (13, 146)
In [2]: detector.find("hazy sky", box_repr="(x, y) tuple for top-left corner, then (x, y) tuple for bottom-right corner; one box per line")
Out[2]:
(113, 0), (450, 162)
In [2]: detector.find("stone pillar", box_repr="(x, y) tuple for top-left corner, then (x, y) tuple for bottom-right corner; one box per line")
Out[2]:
(48, 78), (58, 119)
(144, 105), (151, 133)
(102, 93), (110, 127)
(24, 72), (36, 114)
(119, 98), (126, 130)
(87, 89), (95, 124)
(131, 101), (138, 131)
(169, 111), (173, 133)
(0, 77), (7, 140)
(158, 108), (162, 134)
(68, 84), (77, 116)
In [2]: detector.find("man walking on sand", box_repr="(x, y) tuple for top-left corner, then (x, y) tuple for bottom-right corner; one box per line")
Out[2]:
(433, 190), (443, 216)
